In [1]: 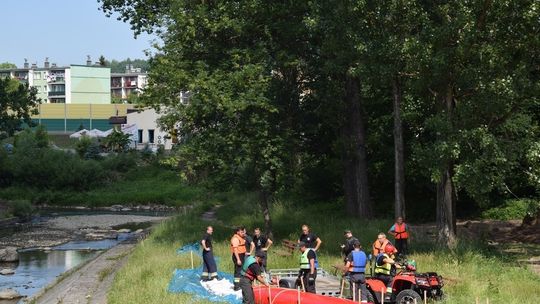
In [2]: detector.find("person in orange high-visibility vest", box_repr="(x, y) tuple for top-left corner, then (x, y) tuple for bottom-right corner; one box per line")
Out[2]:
(231, 226), (247, 290)
(372, 233), (396, 257)
(388, 217), (409, 256)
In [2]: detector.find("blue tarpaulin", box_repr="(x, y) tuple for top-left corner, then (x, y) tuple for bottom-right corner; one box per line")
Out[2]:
(168, 243), (241, 304)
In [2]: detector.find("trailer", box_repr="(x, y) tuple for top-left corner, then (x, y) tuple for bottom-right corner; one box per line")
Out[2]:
(269, 268), (346, 298)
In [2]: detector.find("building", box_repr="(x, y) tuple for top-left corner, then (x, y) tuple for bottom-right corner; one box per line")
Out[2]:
(126, 108), (173, 150)
(0, 58), (110, 104)
(111, 65), (148, 101)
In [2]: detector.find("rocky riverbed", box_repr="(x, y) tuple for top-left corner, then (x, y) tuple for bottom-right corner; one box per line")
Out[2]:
(0, 213), (168, 250)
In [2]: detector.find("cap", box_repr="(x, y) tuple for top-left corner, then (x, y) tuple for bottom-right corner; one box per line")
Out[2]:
(297, 241), (307, 248)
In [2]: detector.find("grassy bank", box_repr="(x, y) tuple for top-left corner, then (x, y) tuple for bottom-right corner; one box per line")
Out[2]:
(0, 166), (203, 207)
(108, 193), (540, 304)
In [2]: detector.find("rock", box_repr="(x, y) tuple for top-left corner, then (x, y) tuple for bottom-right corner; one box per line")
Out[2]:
(134, 229), (144, 234)
(75, 206), (89, 210)
(0, 247), (18, 262)
(0, 288), (23, 300)
(111, 205), (123, 210)
(85, 230), (118, 240)
(117, 228), (131, 233)
(0, 269), (15, 275)
(121, 208), (132, 212)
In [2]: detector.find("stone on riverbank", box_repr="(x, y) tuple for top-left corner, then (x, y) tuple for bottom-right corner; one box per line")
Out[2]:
(117, 229), (131, 233)
(85, 230), (118, 241)
(0, 247), (18, 262)
(0, 268), (15, 275)
(0, 288), (23, 300)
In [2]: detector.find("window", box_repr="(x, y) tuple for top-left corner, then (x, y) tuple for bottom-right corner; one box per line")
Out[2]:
(148, 129), (155, 144)
(34, 73), (41, 80)
(138, 129), (143, 144)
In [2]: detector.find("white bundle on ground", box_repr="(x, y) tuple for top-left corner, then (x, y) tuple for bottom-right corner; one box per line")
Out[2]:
(200, 279), (242, 299)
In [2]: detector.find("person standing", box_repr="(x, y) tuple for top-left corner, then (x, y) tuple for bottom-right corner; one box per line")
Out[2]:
(343, 240), (368, 303)
(231, 226), (247, 290)
(298, 224), (322, 251)
(201, 226), (218, 281)
(341, 229), (359, 260)
(253, 227), (273, 269)
(388, 216), (409, 256)
(297, 242), (317, 293)
(243, 228), (255, 257)
(239, 252), (270, 304)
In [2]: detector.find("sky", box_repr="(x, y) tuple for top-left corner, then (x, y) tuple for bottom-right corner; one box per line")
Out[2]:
(1, 0), (155, 68)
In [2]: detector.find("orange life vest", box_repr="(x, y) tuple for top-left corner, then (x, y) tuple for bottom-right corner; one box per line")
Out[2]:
(230, 234), (247, 254)
(372, 239), (389, 256)
(394, 223), (409, 239)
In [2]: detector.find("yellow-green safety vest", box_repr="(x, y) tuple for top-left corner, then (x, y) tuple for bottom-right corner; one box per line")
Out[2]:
(374, 253), (392, 275)
(300, 248), (316, 270)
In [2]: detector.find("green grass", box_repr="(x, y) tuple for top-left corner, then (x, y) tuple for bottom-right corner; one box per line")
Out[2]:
(0, 166), (203, 207)
(108, 193), (540, 304)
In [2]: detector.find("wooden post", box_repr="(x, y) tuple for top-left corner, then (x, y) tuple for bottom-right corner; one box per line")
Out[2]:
(486, 298), (489, 304)
(268, 283), (271, 303)
(358, 285), (361, 304)
(353, 282), (356, 302)
(414, 298), (417, 304)
(381, 288), (385, 304)
(340, 278), (346, 298)
(300, 276), (306, 292)
(297, 287), (301, 304)
(190, 250), (194, 269)
(423, 290), (427, 304)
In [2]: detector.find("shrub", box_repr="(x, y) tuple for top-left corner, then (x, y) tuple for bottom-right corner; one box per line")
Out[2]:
(8, 200), (34, 219)
(481, 198), (539, 220)
(75, 136), (101, 159)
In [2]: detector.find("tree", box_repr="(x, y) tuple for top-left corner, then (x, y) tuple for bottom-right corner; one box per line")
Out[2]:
(0, 78), (40, 140)
(99, 55), (107, 66)
(0, 62), (17, 69)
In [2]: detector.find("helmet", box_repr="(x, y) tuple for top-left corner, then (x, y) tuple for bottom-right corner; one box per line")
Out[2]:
(384, 244), (395, 254)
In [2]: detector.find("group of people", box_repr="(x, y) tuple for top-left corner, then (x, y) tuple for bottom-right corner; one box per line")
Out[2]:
(199, 217), (409, 304)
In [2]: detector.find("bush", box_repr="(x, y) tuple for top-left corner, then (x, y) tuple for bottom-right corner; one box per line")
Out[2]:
(481, 198), (539, 220)
(8, 200), (34, 218)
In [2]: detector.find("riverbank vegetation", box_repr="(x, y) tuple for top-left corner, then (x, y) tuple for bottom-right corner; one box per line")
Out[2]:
(108, 196), (540, 304)
(0, 128), (202, 209)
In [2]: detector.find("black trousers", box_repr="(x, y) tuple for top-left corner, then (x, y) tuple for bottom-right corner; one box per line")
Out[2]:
(232, 253), (246, 288)
(395, 238), (408, 255)
(349, 273), (368, 302)
(375, 273), (393, 288)
(300, 270), (317, 294)
(202, 250), (217, 280)
(239, 277), (255, 304)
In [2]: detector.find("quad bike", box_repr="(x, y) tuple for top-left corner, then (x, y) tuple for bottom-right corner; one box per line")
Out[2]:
(365, 260), (444, 304)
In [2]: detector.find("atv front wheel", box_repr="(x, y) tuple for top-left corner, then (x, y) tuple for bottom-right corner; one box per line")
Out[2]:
(395, 289), (422, 304)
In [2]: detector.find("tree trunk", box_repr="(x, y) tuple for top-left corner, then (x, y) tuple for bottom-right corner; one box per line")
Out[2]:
(259, 188), (273, 239)
(392, 76), (406, 219)
(436, 86), (457, 248)
(342, 74), (372, 218)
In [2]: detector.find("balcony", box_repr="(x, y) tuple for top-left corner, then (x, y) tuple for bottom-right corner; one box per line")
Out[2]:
(48, 91), (66, 96)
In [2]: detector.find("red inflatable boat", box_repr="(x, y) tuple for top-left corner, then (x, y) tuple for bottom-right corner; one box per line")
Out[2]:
(252, 285), (373, 304)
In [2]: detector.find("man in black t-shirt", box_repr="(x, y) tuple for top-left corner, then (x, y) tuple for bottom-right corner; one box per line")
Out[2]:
(341, 229), (359, 260)
(243, 228), (255, 257)
(201, 226), (218, 281)
(239, 252), (269, 304)
(253, 227), (273, 269)
(297, 224), (322, 251)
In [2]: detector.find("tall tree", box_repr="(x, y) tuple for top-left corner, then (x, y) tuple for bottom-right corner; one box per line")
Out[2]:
(0, 78), (40, 139)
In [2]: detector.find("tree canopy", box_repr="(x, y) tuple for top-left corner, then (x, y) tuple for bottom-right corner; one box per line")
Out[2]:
(100, 0), (540, 246)
(0, 78), (40, 140)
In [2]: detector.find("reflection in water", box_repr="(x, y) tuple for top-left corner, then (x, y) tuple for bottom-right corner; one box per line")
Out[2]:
(0, 250), (101, 300)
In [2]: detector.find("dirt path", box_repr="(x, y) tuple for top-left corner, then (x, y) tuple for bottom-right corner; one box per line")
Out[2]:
(30, 242), (135, 304)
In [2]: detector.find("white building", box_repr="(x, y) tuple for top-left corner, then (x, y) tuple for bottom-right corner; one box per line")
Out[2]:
(126, 108), (173, 150)
(111, 65), (148, 101)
